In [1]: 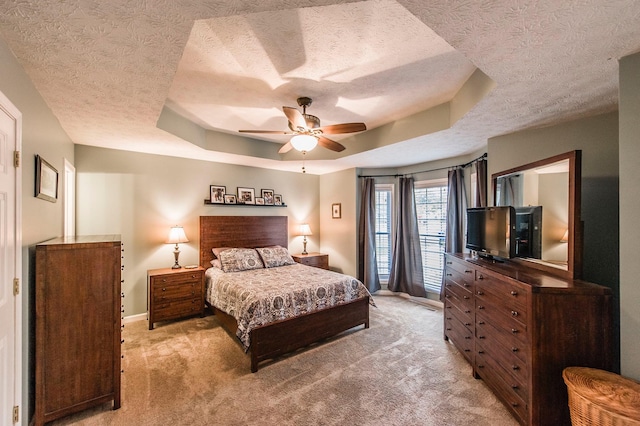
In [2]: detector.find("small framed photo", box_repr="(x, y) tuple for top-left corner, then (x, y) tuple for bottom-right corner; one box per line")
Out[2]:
(274, 194), (283, 206)
(332, 203), (342, 219)
(210, 185), (226, 203)
(237, 187), (255, 204)
(35, 155), (58, 203)
(224, 194), (236, 204)
(255, 197), (265, 205)
(261, 189), (275, 205)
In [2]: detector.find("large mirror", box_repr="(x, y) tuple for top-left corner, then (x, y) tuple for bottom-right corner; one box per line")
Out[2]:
(492, 150), (582, 279)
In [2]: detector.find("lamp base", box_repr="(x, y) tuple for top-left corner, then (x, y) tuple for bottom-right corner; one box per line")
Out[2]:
(172, 245), (182, 269)
(302, 237), (308, 255)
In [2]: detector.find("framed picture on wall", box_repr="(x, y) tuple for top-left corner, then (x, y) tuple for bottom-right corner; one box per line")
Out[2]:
(261, 189), (274, 205)
(274, 194), (283, 205)
(237, 187), (255, 204)
(332, 203), (342, 219)
(35, 155), (58, 203)
(224, 194), (236, 204)
(210, 185), (226, 203)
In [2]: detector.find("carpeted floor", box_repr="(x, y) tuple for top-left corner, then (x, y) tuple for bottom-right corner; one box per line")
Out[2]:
(50, 295), (518, 426)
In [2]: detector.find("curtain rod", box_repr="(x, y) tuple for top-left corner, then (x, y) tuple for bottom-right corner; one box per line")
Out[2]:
(358, 152), (487, 178)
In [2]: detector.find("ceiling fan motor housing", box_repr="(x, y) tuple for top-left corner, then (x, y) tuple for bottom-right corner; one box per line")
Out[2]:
(303, 114), (320, 129)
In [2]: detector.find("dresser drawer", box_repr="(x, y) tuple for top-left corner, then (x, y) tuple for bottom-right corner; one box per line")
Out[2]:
(476, 313), (527, 365)
(476, 345), (529, 425)
(476, 299), (528, 345)
(476, 330), (529, 392)
(445, 315), (474, 364)
(444, 260), (475, 290)
(444, 290), (474, 329)
(153, 298), (203, 321)
(152, 271), (203, 286)
(443, 278), (473, 305)
(475, 272), (527, 313)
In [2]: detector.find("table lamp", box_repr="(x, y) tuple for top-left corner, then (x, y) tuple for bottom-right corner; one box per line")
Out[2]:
(167, 225), (189, 269)
(299, 223), (312, 255)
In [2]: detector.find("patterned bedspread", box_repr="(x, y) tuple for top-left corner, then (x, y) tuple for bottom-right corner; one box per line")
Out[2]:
(205, 264), (373, 351)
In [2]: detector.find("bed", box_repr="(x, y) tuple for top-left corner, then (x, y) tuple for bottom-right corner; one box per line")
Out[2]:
(199, 215), (371, 372)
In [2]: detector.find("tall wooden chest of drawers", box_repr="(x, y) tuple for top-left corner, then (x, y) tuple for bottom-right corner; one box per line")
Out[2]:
(443, 253), (613, 426)
(147, 267), (205, 329)
(35, 235), (122, 426)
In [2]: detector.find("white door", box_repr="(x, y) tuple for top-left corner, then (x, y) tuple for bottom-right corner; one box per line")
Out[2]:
(0, 91), (22, 424)
(63, 158), (75, 237)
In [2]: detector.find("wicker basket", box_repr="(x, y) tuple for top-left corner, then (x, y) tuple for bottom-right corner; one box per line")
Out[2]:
(563, 367), (640, 425)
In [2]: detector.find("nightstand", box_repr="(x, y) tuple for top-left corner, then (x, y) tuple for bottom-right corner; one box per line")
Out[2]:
(291, 252), (329, 270)
(147, 266), (205, 330)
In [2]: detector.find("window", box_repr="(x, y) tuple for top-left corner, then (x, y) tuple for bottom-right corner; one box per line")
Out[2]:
(414, 179), (448, 293)
(375, 184), (393, 280)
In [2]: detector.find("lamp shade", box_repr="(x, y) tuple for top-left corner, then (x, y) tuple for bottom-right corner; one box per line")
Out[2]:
(560, 229), (569, 243)
(290, 134), (318, 152)
(167, 226), (189, 244)
(299, 223), (313, 236)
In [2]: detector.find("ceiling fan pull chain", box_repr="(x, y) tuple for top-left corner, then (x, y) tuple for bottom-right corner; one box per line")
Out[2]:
(302, 151), (307, 174)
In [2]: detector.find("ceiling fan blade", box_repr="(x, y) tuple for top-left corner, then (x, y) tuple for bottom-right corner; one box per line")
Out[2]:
(318, 136), (346, 152)
(318, 122), (366, 134)
(278, 141), (293, 154)
(239, 130), (292, 134)
(283, 106), (307, 130)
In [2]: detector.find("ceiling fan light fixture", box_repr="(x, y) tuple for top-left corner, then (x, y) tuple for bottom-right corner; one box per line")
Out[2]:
(290, 134), (318, 152)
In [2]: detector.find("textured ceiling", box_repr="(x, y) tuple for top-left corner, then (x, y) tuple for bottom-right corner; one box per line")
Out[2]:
(1, 0), (639, 174)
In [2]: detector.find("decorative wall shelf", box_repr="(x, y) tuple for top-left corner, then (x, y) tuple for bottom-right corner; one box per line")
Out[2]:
(204, 200), (287, 207)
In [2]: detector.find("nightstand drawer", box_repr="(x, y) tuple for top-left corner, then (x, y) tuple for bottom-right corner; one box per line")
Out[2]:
(291, 253), (329, 270)
(153, 298), (203, 322)
(151, 280), (201, 302)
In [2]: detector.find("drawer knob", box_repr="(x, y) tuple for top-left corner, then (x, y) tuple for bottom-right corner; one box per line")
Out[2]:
(478, 305), (485, 310)
(478, 335), (485, 339)
(511, 310), (519, 317)
(512, 347), (519, 352)
(464, 336), (471, 340)
(446, 327), (452, 331)
(464, 269), (472, 273)
(511, 403), (519, 407)
(446, 273), (452, 277)
(511, 328), (519, 334)
(478, 321), (485, 325)
(464, 310), (471, 314)
(464, 322), (471, 326)
(478, 275), (484, 280)
(464, 349), (470, 352)
(478, 364), (484, 368)
(446, 261), (452, 265)
(463, 295), (469, 300)
(510, 291), (518, 296)
(162, 288), (166, 291)
(512, 365), (520, 371)
(478, 350), (484, 354)
(512, 384), (519, 390)
(477, 291), (484, 295)
(463, 283), (470, 288)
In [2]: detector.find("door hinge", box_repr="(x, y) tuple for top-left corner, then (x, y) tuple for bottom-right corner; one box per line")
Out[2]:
(13, 278), (19, 296)
(13, 406), (19, 423)
(13, 151), (20, 168)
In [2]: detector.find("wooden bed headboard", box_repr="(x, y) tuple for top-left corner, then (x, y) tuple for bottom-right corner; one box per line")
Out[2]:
(199, 216), (289, 268)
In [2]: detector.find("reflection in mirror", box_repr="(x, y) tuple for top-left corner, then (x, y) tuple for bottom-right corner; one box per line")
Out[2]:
(495, 159), (569, 267)
(493, 150), (581, 280)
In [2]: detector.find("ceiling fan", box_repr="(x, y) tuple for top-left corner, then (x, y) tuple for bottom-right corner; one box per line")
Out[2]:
(239, 97), (367, 154)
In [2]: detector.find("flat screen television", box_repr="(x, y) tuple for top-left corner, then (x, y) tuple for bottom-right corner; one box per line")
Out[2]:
(466, 206), (516, 260)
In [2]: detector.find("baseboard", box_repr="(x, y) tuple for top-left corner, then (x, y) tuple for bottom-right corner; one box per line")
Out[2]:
(375, 290), (443, 310)
(123, 313), (147, 324)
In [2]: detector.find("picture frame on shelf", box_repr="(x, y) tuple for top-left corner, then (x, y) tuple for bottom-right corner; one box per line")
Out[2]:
(255, 197), (265, 205)
(224, 194), (236, 204)
(210, 185), (226, 203)
(332, 203), (342, 219)
(261, 189), (274, 205)
(274, 194), (283, 205)
(35, 155), (58, 203)
(237, 187), (255, 204)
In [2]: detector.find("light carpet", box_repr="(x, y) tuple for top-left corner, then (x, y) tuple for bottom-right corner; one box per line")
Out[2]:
(50, 295), (517, 426)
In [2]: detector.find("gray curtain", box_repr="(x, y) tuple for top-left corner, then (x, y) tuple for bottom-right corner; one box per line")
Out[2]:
(440, 167), (467, 300)
(387, 177), (426, 297)
(497, 174), (522, 206)
(475, 158), (487, 207)
(358, 178), (381, 293)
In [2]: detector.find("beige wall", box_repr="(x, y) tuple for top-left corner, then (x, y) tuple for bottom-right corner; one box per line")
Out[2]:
(0, 37), (75, 425)
(319, 168), (358, 276)
(75, 145), (320, 316)
(619, 51), (640, 380)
